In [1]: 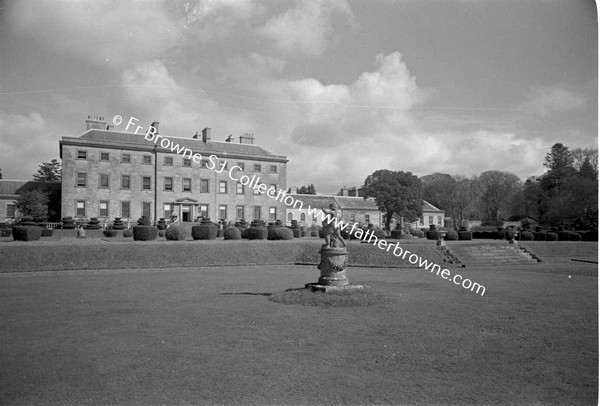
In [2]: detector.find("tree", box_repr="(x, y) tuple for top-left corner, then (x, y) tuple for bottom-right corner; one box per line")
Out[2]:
(16, 190), (49, 221)
(477, 171), (522, 222)
(420, 173), (457, 211)
(579, 157), (597, 180)
(450, 175), (481, 227)
(571, 147), (598, 175)
(362, 170), (422, 231)
(542, 143), (575, 190)
(298, 184), (316, 194)
(32, 159), (62, 182)
(0, 167), (3, 179)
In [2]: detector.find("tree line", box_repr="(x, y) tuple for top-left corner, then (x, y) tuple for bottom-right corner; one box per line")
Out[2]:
(363, 144), (598, 230)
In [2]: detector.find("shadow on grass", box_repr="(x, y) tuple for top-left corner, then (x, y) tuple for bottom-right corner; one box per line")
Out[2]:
(220, 292), (272, 296)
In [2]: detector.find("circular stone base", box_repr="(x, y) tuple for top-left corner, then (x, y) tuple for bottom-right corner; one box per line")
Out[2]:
(305, 283), (363, 293)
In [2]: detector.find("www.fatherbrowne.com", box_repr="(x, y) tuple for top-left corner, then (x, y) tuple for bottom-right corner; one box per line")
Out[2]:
(125, 117), (485, 297)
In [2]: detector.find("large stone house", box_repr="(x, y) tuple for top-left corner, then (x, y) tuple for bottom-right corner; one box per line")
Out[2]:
(59, 116), (288, 224)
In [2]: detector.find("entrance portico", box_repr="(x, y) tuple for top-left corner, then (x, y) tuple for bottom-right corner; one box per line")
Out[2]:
(170, 197), (200, 222)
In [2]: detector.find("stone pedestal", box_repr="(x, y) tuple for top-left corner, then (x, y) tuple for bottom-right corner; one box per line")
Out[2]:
(317, 247), (349, 286)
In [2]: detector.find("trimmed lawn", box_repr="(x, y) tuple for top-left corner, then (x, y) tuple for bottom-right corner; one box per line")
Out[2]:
(0, 261), (597, 405)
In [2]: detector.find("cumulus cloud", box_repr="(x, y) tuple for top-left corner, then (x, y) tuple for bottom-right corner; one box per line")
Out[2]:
(259, 0), (354, 56)
(521, 84), (587, 116)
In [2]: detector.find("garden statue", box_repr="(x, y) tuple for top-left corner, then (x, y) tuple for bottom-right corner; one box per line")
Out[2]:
(321, 203), (346, 249)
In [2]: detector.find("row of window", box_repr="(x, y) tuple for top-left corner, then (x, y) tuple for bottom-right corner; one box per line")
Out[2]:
(76, 173), (277, 195)
(74, 200), (278, 221)
(76, 150), (278, 173)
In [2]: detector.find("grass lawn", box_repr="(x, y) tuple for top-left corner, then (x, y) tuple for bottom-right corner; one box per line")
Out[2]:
(0, 259), (597, 405)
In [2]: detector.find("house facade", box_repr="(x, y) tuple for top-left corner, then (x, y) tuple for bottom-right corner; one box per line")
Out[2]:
(59, 117), (288, 224)
(411, 200), (445, 229)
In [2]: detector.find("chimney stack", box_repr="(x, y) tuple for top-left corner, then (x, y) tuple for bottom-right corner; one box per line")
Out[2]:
(202, 127), (211, 143)
(85, 115), (106, 131)
(150, 121), (159, 134)
(225, 134), (233, 142)
(290, 186), (298, 194)
(193, 132), (199, 139)
(239, 133), (254, 144)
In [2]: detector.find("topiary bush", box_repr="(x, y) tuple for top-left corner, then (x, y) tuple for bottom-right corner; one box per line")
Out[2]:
(1, 229), (12, 237)
(158, 230), (166, 238)
(581, 230), (598, 242)
(426, 230), (438, 240)
(445, 230), (458, 240)
(247, 227), (268, 240)
(156, 218), (167, 230)
(166, 226), (186, 241)
(458, 231), (472, 240)
(224, 227), (242, 240)
(390, 230), (403, 239)
(520, 231), (534, 241)
(12, 226), (42, 241)
(103, 229), (118, 238)
(112, 217), (126, 230)
(41, 228), (54, 237)
(556, 231), (570, 241)
(569, 232), (582, 241)
(372, 229), (387, 239)
(546, 232), (558, 241)
(533, 232), (546, 241)
(86, 217), (101, 230)
(415, 230), (425, 238)
(192, 218), (218, 240)
(273, 227), (294, 240)
(494, 230), (506, 240)
(133, 225), (158, 241)
(123, 229), (133, 238)
(20, 216), (36, 226)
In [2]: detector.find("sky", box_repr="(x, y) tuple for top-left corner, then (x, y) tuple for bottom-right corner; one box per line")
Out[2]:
(0, 0), (597, 194)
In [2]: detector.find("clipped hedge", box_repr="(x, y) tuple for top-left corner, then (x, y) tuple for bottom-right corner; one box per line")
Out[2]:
(458, 231), (472, 240)
(445, 230), (458, 241)
(533, 232), (546, 241)
(494, 230), (506, 240)
(569, 232), (582, 241)
(546, 232), (558, 241)
(1, 229), (12, 237)
(426, 230), (438, 240)
(520, 231), (534, 241)
(581, 230), (598, 242)
(247, 227), (268, 240)
(158, 230), (166, 238)
(123, 229), (133, 238)
(12, 226), (42, 241)
(133, 226), (158, 241)
(273, 227), (294, 240)
(390, 230), (403, 239)
(224, 227), (242, 240)
(41, 228), (54, 237)
(192, 219), (219, 240)
(103, 230), (119, 238)
(166, 226), (187, 241)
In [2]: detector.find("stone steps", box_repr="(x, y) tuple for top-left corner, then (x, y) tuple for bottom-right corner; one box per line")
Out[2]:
(446, 243), (540, 267)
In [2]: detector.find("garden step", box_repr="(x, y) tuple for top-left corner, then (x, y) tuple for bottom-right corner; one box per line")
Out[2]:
(446, 243), (540, 267)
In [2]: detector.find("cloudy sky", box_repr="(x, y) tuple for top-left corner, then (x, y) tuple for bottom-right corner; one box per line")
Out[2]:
(0, 0), (596, 193)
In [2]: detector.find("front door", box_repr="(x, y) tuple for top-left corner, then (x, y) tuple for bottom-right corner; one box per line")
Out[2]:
(181, 204), (192, 222)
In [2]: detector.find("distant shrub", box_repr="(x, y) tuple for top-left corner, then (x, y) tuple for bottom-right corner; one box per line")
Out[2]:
(569, 232), (582, 241)
(192, 224), (218, 240)
(373, 229), (387, 239)
(291, 228), (301, 238)
(557, 231), (571, 241)
(311, 229), (318, 237)
(123, 229), (133, 238)
(273, 227), (294, 240)
(12, 226), (42, 241)
(41, 228), (54, 237)
(458, 231), (472, 240)
(445, 230), (458, 240)
(494, 230), (506, 240)
(166, 226), (186, 241)
(390, 230), (403, 239)
(158, 230), (166, 238)
(546, 232), (558, 241)
(520, 231), (534, 241)
(582, 230), (598, 242)
(103, 230), (118, 238)
(533, 232), (546, 241)
(247, 227), (268, 240)
(426, 230), (438, 240)
(217, 229), (225, 238)
(318, 229), (326, 239)
(112, 217), (126, 230)
(1, 229), (12, 237)
(415, 230), (425, 238)
(133, 226), (158, 241)
(224, 227), (242, 240)
(137, 217), (151, 226)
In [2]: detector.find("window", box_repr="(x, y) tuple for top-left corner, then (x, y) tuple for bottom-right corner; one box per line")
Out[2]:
(253, 206), (261, 220)
(77, 150), (87, 159)
(270, 165), (277, 174)
(236, 183), (244, 195)
(142, 202), (151, 219)
(429, 216), (434, 225)
(301, 213), (306, 222)
(365, 214), (371, 224)
(237, 162), (245, 170)
(143, 155), (152, 165)
(219, 181), (227, 194)
(121, 175), (130, 189)
(200, 204), (209, 218)
(164, 156), (173, 166)
(312, 213), (317, 221)
(76, 200), (86, 217)
(269, 207), (276, 221)
(219, 205), (227, 220)
(183, 178), (191, 192)
(100, 152), (109, 161)
(142, 176), (151, 190)
(202, 159), (210, 168)
(76, 172), (87, 187)
(99, 201), (109, 217)
(350, 213), (355, 222)
(236, 205), (244, 220)
(253, 163), (261, 172)
(253, 186), (261, 195)
(121, 153), (131, 163)
(269, 184), (277, 194)
(99, 174), (109, 189)
(164, 204), (172, 219)
(288, 212), (293, 222)
(164, 177), (173, 191)
(200, 179), (209, 193)
(121, 201), (130, 218)
(6, 203), (15, 218)
(183, 158), (191, 167)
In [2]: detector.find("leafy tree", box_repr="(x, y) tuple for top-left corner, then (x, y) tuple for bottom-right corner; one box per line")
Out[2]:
(542, 143), (575, 190)
(420, 173), (457, 211)
(450, 175), (481, 227)
(571, 147), (598, 176)
(579, 157), (597, 180)
(477, 171), (522, 221)
(16, 190), (49, 221)
(32, 159), (62, 182)
(362, 170), (422, 231)
(298, 184), (316, 194)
